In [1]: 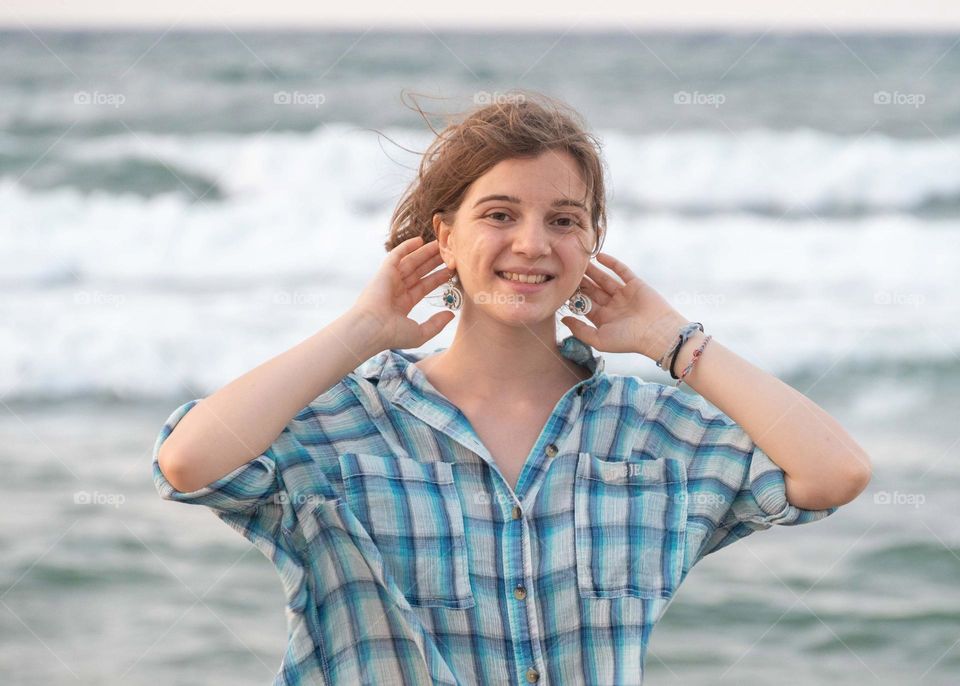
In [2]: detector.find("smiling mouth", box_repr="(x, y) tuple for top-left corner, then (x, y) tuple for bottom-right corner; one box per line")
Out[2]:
(496, 271), (555, 285)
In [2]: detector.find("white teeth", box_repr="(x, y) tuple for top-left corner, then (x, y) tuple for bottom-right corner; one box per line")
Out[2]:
(498, 271), (550, 284)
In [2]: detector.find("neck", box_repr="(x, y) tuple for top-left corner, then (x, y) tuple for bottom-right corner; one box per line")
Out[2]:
(419, 313), (588, 402)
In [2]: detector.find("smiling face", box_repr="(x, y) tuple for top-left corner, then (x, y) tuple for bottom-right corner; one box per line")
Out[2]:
(434, 149), (596, 325)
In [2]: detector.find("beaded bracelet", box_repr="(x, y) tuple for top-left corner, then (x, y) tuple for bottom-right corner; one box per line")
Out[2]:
(677, 334), (712, 387)
(655, 321), (704, 376)
(668, 322), (704, 380)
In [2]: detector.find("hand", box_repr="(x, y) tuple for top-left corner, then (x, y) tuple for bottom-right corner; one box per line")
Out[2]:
(559, 252), (688, 361)
(349, 236), (457, 351)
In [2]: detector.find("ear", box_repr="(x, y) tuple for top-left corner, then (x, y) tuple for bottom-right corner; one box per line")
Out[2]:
(433, 213), (455, 270)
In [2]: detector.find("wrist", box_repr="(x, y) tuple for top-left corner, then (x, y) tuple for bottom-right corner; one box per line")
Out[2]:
(339, 308), (391, 358)
(671, 330), (710, 382)
(644, 315), (690, 363)
(671, 330), (706, 368)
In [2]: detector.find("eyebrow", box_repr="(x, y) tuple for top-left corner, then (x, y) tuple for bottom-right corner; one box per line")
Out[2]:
(472, 194), (589, 214)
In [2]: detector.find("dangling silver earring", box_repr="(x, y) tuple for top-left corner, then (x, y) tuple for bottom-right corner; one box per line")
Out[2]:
(561, 287), (592, 316)
(439, 275), (463, 311)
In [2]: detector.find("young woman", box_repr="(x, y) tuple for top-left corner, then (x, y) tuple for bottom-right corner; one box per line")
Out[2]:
(153, 92), (872, 685)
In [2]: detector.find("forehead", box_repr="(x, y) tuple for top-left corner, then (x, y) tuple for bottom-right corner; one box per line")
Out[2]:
(467, 150), (588, 204)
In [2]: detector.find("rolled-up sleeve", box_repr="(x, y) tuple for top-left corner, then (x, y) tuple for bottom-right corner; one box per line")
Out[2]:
(648, 384), (838, 565)
(152, 399), (283, 513)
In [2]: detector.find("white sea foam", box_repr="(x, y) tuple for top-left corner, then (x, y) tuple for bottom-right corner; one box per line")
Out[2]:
(50, 123), (960, 214)
(2, 125), (958, 400)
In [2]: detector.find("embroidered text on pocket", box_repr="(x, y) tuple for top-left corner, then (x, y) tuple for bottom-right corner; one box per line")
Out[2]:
(574, 452), (687, 600)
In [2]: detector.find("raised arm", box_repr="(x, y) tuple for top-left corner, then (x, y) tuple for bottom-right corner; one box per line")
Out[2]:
(157, 310), (386, 492)
(661, 328), (872, 510)
(560, 251), (872, 512)
(158, 235), (455, 492)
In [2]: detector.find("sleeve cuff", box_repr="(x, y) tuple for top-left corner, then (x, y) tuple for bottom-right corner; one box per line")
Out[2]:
(152, 399), (280, 513)
(743, 445), (839, 527)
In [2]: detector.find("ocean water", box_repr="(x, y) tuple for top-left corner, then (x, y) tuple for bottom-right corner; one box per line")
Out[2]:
(0, 29), (958, 684)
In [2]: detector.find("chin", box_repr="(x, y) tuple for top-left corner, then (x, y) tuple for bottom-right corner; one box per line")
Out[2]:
(486, 304), (557, 325)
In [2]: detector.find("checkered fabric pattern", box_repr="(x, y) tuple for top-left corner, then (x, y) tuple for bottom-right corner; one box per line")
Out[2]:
(152, 334), (838, 685)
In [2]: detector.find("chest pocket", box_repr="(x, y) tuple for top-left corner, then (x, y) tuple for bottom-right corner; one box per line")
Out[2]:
(337, 452), (475, 610)
(574, 452), (687, 600)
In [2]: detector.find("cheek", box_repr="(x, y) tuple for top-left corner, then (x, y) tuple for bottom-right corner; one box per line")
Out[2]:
(570, 230), (595, 254)
(556, 243), (590, 274)
(468, 235), (507, 270)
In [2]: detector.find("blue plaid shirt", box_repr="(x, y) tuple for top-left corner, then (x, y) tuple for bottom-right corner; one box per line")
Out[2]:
(152, 334), (838, 685)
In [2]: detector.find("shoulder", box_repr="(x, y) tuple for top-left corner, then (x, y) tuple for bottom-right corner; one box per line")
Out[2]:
(609, 374), (672, 415)
(610, 375), (739, 445)
(292, 374), (374, 425)
(629, 377), (730, 423)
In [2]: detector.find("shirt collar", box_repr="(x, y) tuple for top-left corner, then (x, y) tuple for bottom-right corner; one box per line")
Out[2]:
(351, 334), (606, 485)
(355, 333), (606, 395)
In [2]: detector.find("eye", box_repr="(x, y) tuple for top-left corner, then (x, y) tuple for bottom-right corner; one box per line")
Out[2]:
(485, 211), (512, 223)
(554, 216), (583, 229)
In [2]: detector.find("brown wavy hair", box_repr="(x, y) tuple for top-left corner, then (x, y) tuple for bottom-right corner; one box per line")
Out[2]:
(382, 90), (608, 264)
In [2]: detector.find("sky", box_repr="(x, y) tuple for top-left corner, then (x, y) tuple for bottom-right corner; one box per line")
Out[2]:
(1, 0), (960, 31)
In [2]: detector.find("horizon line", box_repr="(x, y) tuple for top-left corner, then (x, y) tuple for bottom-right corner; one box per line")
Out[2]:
(1, 19), (960, 34)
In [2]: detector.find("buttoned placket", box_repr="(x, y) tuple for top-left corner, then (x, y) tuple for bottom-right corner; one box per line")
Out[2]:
(393, 378), (593, 683)
(504, 436), (568, 685)
(376, 343), (602, 685)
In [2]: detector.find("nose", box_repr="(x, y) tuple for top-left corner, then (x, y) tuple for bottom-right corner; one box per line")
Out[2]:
(510, 217), (552, 258)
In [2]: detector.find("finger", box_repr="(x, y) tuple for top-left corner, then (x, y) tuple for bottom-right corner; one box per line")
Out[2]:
(403, 247), (447, 286)
(577, 275), (611, 307)
(409, 266), (455, 303)
(391, 235), (424, 261)
(418, 309), (456, 343)
(584, 260), (623, 294)
(398, 239), (443, 279)
(560, 316), (598, 347)
(389, 236), (426, 272)
(595, 252), (637, 285)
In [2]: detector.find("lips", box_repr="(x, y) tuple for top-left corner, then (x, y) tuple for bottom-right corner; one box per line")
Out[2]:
(495, 271), (555, 284)
(495, 271), (554, 292)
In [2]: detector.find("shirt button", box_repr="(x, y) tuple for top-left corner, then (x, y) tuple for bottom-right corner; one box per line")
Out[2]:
(512, 505), (522, 519)
(545, 443), (558, 458)
(514, 584), (527, 600)
(526, 666), (540, 683)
